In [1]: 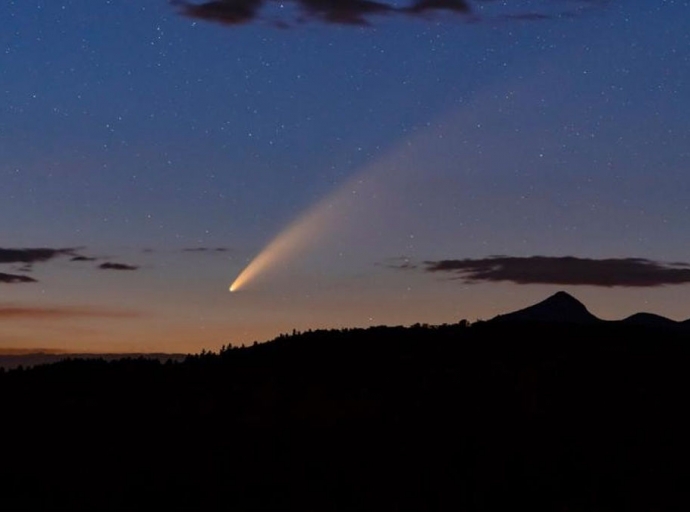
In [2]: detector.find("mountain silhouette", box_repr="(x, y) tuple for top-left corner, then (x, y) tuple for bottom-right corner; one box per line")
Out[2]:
(491, 291), (601, 324)
(2, 293), (690, 511)
(621, 312), (680, 329)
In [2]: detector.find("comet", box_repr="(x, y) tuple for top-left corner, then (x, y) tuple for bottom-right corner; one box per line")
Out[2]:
(229, 185), (347, 292)
(228, 111), (458, 292)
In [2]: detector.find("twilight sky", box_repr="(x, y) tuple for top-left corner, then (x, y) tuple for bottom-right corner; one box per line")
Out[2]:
(1, 0), (688, 353)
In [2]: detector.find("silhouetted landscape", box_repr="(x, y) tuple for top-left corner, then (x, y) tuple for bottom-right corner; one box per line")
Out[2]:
(2, 291), (690, 510)
(0, 351), (187, 370)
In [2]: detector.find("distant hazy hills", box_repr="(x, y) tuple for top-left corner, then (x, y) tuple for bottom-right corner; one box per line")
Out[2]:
(0, 352), (186, 370)
(492, 290), (690, 331)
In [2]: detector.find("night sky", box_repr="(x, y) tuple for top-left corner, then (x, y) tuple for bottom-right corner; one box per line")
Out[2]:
(1, 0), (688, 353)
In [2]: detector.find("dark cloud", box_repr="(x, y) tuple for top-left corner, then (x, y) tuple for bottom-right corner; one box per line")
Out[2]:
(70, 255), (99, 262)
(0, 247), (102, 283)
(0, 248), (76, 265)
(173, 0), (606, 27)
(0, 304), (139, 320)
(99, 262), (140, 271)
(0, 247), (99, 268)
(421, 256), (690, 288)
(173, 0), (263, 25)
(406, 0), (470, 15)
(0, 273), (37, 284)
(183, 247), (229, 253)
(298, 0), (395, 25)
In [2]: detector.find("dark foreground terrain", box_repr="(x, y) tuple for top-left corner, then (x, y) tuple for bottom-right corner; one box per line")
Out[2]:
(1, 294), (689, 511)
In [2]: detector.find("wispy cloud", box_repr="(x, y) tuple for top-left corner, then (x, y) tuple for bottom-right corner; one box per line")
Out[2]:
(0, 246), (99, 275)
(0, 246), (139, 283)
(70, 255), (99, 262)
(0, 272), (38, 284)
(0, 247), (77, 265)
(98, 262), (140, 271)
(182, 247), (230, 253)
(417, 256), (690, 287)
(380, 256), (418, 270)
(0, 304), (140, 320)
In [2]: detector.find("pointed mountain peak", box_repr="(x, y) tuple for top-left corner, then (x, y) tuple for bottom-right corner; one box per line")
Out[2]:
(546, 291), (582, 304)
(492, 291), (600, 324)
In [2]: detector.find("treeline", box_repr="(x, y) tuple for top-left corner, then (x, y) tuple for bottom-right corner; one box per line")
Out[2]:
(1, 320), (689, 511)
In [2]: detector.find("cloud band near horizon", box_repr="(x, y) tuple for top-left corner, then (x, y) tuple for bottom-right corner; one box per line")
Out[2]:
(418, 256), (690, 287)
